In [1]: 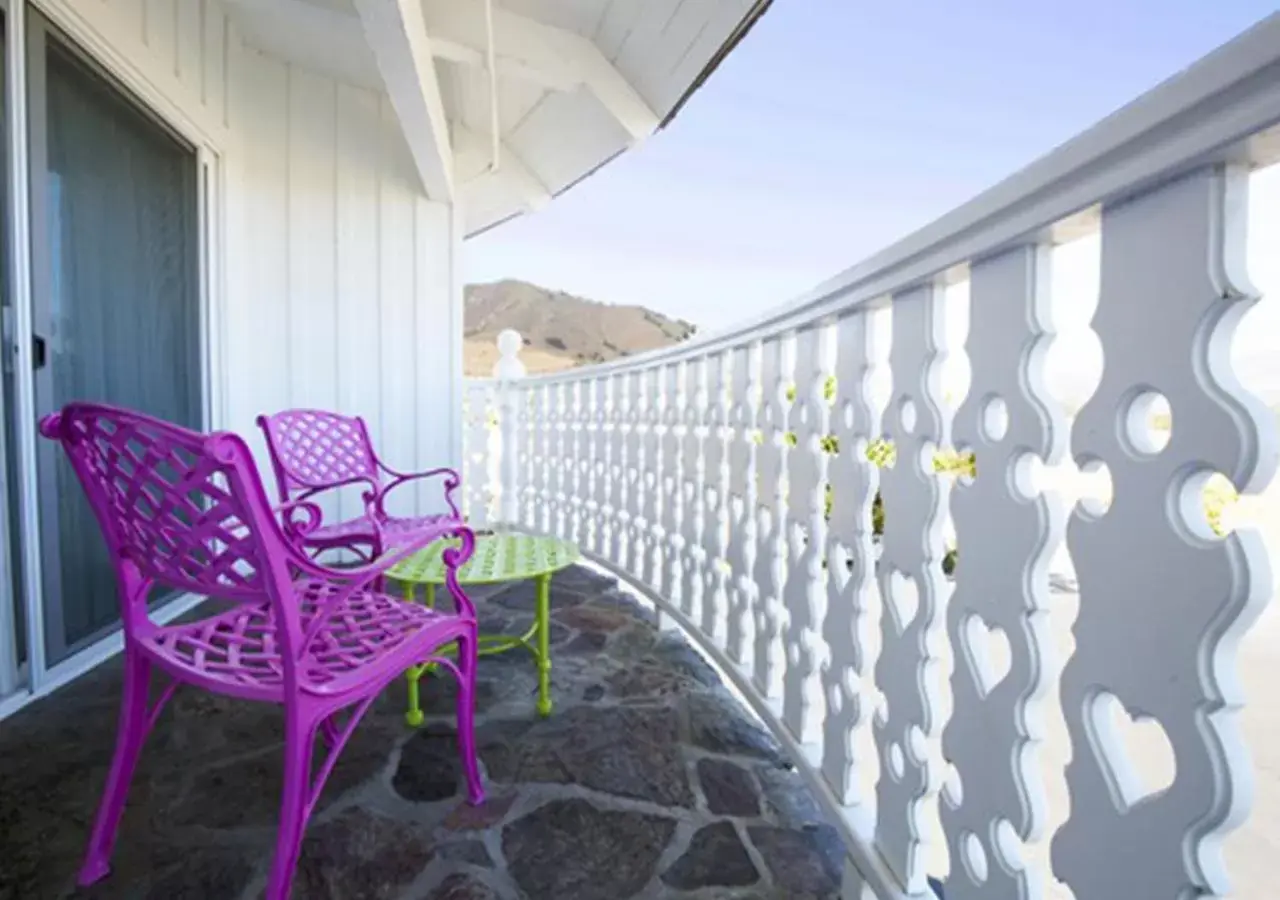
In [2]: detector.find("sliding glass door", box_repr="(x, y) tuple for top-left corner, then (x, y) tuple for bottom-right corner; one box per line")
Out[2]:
(25, 12), (202, 665)
(0, 5), (22, 700)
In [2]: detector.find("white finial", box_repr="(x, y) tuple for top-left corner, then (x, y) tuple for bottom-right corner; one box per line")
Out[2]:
(493, 329), (526, 379)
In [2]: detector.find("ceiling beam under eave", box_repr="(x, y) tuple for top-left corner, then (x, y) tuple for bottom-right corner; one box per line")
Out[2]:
(429, 35), (579, 92)
(354, 0), (454, 200)
(453, 124), (552, 212)
(422, 0), (660, 143)
(558, 32), (660, 143)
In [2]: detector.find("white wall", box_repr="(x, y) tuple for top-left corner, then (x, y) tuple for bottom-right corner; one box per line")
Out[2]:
(37, 0), (463, 521)
(222, 39), (461, 520)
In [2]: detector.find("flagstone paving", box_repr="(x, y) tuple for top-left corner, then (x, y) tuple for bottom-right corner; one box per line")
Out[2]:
(0, 566), (843, 900)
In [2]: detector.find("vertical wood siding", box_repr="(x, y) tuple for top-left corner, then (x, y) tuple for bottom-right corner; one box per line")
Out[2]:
(44, 0), (463, 522)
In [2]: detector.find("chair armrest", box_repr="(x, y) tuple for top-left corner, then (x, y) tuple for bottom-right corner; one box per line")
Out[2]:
(438, 525), (477, 620)
(289, 519), (455, 585)
(294, 521), (477, 649)
(370, 466), (461, 521)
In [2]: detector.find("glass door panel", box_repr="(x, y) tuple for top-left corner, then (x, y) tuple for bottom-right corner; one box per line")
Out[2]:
(26, 14), (201, 664)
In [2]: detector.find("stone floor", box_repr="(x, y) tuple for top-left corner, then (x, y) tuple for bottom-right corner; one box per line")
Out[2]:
(0, 566), (844, 900)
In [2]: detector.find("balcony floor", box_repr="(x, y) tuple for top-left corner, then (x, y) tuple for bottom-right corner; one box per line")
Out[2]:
(0, 566), (842, 900)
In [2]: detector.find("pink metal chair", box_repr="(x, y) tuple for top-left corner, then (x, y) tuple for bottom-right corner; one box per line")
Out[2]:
(256, 409), (461, 562)
(41, 403), (484, 899)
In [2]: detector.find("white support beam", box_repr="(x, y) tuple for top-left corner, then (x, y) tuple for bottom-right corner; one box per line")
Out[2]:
(430, 32), (579, 92)
(453, 124), (552, 212)
(422, 0), (660, 142)
(558, 32), (661, 142)
(354, 0), (454, 200)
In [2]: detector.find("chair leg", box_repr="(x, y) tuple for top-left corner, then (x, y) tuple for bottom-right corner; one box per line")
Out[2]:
(265, 715), (318, 900)
(369, 534), (387, 593)
(78, 646), (152, 886)
(454, 631), (485, 806)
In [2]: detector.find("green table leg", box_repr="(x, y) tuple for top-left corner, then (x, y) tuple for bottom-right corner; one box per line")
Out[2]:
(536, 573), (552, 717)
(404, 573), (555, 726)
(404, 581), (426, 727)
(405, 581), (451, 727)
(405, 666), (425, 727)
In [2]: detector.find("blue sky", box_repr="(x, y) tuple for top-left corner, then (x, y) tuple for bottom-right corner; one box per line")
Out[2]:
(465, 0), (1278, 334)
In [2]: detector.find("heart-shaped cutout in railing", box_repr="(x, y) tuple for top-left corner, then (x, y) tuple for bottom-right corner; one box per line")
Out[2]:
(961, 614), (1012, 698)
(885, 570), (919, 633)
(1089, 691), (1176, 810)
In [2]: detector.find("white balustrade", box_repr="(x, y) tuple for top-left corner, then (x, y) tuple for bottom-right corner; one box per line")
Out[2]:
(823, 310), (882, 812)
(755, 336), (792, 700)
(1051, 166), (1275, 899)
(876, 282), (951, 894)
(783, 325), (832, 748)
(726, 343), (760, 668)
(681, 357), (708, 628)
(464, 16), (1280, 899)
(659, 362), (683, 605)
(460, 379), (497, 527)
(703, 351), (732, 648)
(941, 245), (1066, 900)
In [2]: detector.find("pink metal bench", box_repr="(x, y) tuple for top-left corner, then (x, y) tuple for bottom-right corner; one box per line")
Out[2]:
(42, 403), (483, 899)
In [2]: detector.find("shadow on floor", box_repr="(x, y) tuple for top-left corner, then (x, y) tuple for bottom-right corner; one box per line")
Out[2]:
(0, 566), (845, 900)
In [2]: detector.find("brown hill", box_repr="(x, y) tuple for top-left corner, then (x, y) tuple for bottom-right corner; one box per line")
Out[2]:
(463, 279), (696, 376)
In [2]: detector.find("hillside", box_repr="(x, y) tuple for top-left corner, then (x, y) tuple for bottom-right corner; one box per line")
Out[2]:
(464, 279), (696, 376)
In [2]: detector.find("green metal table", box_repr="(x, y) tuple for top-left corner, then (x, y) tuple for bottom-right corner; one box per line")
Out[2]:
(389, 532), (579, 725)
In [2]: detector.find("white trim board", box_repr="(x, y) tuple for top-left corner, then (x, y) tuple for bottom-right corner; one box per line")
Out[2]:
(31, 0), (232, 154)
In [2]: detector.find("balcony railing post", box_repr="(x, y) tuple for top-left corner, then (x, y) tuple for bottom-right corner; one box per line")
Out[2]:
(492, 329), (526, 528)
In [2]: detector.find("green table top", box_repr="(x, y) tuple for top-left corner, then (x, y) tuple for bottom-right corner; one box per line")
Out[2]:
(387, 532), (580, 585)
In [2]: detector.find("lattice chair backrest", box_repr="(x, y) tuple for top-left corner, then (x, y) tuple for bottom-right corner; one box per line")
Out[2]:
(40, 403), (289, 609)
(257, 409), (379, 500)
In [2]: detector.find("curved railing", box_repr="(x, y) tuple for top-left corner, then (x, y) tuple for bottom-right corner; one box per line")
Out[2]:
(464, 15), (1280, 899)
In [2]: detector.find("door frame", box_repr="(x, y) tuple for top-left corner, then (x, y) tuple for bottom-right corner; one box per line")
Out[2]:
(0, 0), (18, 703)
(0, 0), (227, 719)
